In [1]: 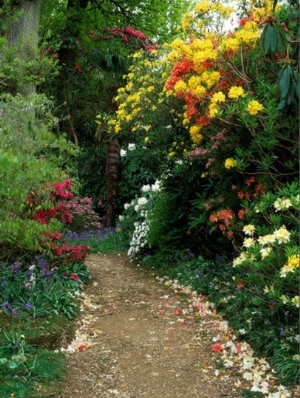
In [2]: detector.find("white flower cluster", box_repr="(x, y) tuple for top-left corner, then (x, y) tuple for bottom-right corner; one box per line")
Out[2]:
(233, 225), (291, 267)
(120, 142), (137, 157)
(124, 181), (161, 259)
(127, 219), (150, 258)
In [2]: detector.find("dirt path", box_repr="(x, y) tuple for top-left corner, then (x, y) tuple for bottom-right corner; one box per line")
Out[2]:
(54, 253), (295, 398)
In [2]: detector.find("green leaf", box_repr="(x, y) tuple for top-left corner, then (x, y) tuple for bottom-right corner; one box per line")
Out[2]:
(279, 66), (292, 99)
(0, 358), (8, 365)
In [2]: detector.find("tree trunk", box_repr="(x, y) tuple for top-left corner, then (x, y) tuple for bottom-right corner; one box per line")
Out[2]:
(6, 0), (42, 96)
(105, 138), (120, 227)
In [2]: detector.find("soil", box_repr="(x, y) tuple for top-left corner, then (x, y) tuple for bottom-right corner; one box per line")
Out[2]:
(46, 253), (298, 398)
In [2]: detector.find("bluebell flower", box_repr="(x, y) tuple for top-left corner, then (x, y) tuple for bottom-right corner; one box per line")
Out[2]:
(8, 262), (22, 273)
(24, 302), (33, 310)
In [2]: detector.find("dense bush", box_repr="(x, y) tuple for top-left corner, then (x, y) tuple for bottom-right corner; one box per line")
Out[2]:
(113, 0), (299, 388)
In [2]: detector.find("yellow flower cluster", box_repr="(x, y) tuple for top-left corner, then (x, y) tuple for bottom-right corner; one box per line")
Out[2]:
(273, 197), (293, 211)
(280, 254), (300, 278)
(224, 158), (237, 169)
(189, 125), (203, 144)
(247, 100), (264, 115)
(107, 51), (170, 135)
(280, 294), (299, 308)
(228, 86), (245, 100)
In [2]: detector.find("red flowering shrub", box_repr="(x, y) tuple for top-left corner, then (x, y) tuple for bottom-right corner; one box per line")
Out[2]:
(28, 179), (91, 265)
(90, 26), (158, 52)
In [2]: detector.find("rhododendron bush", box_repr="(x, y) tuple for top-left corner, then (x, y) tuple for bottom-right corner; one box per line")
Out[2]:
(113, 0), (299, 385)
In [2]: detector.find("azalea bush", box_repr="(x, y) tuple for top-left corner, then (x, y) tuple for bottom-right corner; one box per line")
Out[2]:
(0, 93), (79, 262)
(110, 0), (299, 388)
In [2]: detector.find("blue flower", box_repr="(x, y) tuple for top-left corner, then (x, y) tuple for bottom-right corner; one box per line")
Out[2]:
(24, 302), (33, 310)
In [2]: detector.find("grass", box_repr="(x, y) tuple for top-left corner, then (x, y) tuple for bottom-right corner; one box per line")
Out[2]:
(0, 310), (76, 397)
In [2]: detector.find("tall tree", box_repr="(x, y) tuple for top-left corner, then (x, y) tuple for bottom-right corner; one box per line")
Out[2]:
(4, 0), (42, 96)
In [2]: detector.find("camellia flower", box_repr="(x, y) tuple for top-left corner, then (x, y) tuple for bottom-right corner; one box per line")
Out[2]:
(247, 100), (264, 115)
(224, 158), (237, 169)
(243, 224), (255, 236)
(120, 149), (127, 157)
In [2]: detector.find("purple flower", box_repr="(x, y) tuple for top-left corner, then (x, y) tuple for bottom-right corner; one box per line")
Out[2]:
(24, 302), (33, 310)
(8, 262), (22, 273)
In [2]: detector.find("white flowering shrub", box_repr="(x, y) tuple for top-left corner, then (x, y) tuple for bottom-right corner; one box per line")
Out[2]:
(232, 182), (299, 311)
(117, 180), (161, 259)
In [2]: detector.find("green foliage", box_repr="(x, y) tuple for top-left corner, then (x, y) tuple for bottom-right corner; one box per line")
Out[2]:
(0, 331), (65, 398)
(0, 93), (79, 261)
(0, 256), (89, 320)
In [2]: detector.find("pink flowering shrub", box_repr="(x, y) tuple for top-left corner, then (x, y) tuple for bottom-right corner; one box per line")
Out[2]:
(67, 196), (103, 232)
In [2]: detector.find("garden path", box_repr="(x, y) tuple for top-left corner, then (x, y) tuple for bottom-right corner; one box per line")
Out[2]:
(55, 253), (281, 397)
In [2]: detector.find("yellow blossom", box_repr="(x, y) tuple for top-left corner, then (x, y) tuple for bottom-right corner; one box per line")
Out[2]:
(228, 86), (245, 99)
(280, 254), (299, 277)
(247, 100), (264, 115)
(233, 252), (247, 266)
(174, 80), (187, 93)
(190, 125), (203, 144)
(260, 247), (271, 259)
(194, 1), (210, 13)
(264, 285), (274, 294)
(273, 225), (290, 244)
(243, 237), (255, 248)
(274, 198), (293, 211)
(211, 91), (226, 104)
(224, 158), (237, 169)
(209, 103), (219, 118)
(280, 295), (289, 304)
(182, 13), (193, 30)
(258, 234), (276, 246)
(291, 296), (299, 307)
(243, 224), (255, 236)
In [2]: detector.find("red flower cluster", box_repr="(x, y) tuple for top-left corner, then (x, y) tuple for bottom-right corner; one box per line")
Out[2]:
(73, 65), (83, 73)
(32, 204), (73, 225)
(209, 208), (234, 231)
(52, 179), (73, 200)
(55, 243), (90, 264)
(91, 26), (158, 52)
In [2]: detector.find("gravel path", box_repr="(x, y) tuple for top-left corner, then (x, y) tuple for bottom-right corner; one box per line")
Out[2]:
(54, 253), (297, 398)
